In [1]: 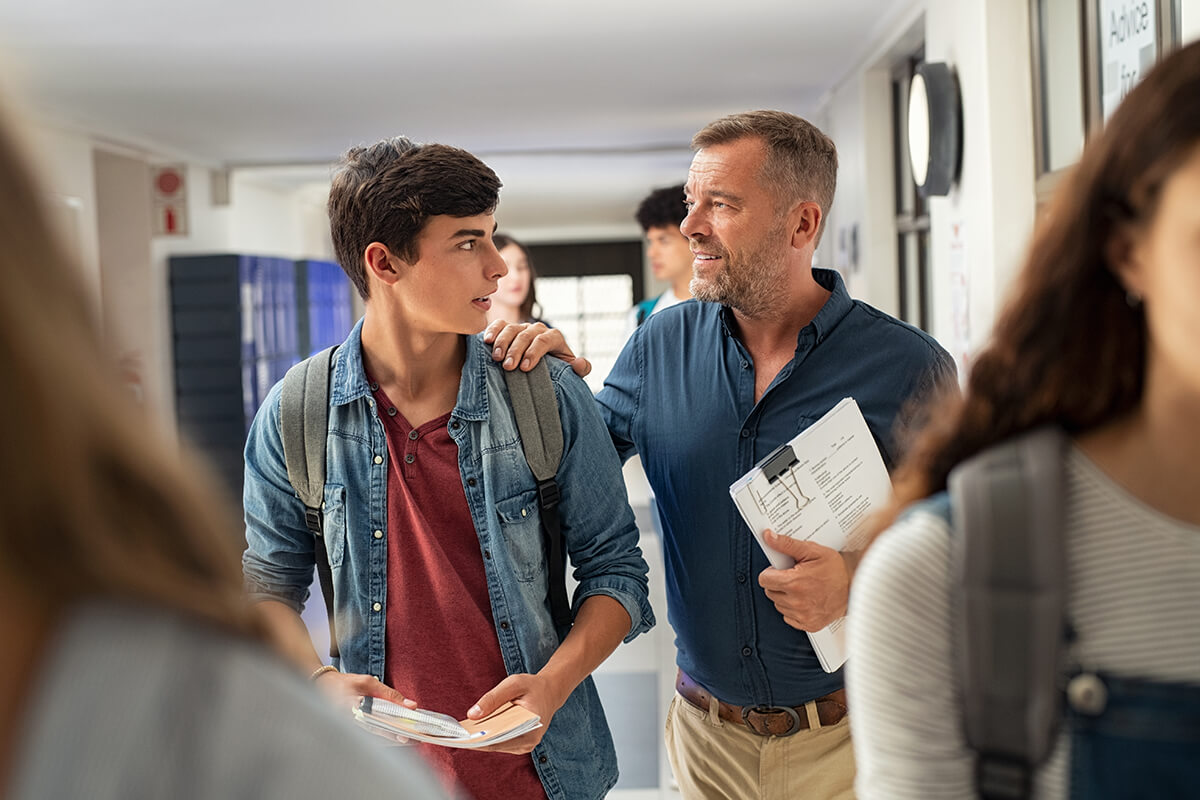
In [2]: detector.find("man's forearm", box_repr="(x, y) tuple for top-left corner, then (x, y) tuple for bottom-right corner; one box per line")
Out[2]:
(536, 595), (631, 707)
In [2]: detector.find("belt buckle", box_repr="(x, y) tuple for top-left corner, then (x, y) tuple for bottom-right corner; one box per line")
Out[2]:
(741, 704), (802, 737)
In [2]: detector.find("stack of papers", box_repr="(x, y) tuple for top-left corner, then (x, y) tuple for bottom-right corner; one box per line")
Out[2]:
(729, 397), (892, 673)
(354, 697), (542, 749)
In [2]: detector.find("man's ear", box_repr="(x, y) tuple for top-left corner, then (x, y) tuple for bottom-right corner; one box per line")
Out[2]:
(790, 202), (822, 250)
(364, 242), (404, 287)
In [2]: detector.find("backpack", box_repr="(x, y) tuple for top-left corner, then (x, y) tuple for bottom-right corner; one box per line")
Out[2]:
(634, 296), (658, 326)
(947, 426), (1069, 800)
(278, 345), (571, 660)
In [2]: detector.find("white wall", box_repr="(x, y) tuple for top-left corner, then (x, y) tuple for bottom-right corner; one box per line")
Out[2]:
(1185, 0), (1200, 43)
(822, 0), (1037, 377)
(819, 66), (900, 315)
(923, 0), (1037, 374)
(24, 123), (102, 311)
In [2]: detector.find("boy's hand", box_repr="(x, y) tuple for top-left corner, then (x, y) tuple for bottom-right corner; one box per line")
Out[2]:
(466, 672), (565, 754)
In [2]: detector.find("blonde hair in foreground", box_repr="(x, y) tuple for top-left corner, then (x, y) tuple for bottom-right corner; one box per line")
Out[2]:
(0, 106), (264, 639)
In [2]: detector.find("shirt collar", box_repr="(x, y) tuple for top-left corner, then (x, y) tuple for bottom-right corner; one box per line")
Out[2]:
(329, 318), (490, 422)
(717, 268), (853, 345)
(809, 267), (854, 342)
(330, 317), (371, 405)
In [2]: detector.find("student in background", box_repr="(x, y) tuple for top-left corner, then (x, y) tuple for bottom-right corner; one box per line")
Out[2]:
(242, 136), (654, 800)
(0, 107), (446, 799)
(847, 40), (1200, 799)
(628, 183), (693, 330)
(487, 232), (548, 326)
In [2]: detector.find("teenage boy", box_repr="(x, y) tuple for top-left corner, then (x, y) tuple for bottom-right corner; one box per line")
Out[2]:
(242, 137), (654, 800)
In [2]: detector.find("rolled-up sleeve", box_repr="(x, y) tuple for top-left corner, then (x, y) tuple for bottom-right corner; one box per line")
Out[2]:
(242, 383), (316, 612)
(550, 361), (654, 642)
(594, 324), (643, 465)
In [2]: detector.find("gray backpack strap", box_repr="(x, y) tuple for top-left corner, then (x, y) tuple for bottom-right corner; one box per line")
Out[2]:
(279, 345), (339, 658)
(503, 361), (571, 628)
(281, 346), (336, 519)
(948, 426), (1069, 800)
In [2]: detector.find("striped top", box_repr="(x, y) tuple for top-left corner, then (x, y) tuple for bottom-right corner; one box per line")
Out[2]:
(846, 445), (1200, 799)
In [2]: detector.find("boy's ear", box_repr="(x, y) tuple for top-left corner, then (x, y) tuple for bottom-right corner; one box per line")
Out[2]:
(364, 242), (403, 287)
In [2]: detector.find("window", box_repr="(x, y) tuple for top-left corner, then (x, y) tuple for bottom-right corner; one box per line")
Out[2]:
(1031, 0), (1182, 205)
(892, 52), (932, 332)
(525, 240), (642, 393)
(536, 275), (632, 393)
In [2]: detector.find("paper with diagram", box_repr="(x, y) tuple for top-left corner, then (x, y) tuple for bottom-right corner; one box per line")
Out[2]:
(729, 397), (892, 672)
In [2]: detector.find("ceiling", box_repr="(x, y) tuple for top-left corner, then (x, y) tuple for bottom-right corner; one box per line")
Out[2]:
(0, 0), (910, 236)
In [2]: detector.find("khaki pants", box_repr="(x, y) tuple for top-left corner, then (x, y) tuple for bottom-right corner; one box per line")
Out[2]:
(664, 693), (856, 800)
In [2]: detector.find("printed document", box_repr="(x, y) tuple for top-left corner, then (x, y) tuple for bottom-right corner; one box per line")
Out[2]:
(729, 397), (892, 672)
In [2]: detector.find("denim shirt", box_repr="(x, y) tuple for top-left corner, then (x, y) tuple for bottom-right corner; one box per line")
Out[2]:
(597, 268), (955, 708)
(243, 319), (654, 800)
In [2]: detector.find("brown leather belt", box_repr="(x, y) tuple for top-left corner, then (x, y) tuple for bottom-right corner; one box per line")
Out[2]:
(675, 669), (848, 737)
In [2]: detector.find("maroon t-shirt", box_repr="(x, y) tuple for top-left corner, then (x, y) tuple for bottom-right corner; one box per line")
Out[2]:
(372, 383), (546, 800)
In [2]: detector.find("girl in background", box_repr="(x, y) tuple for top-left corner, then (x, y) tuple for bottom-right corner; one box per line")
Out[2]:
(488, 232), (548, 326)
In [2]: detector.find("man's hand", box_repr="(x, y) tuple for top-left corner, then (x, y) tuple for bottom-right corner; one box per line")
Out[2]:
(482, 320), (591, 378)
(757, 530), (850, 631)
(465, 672), (567, 754)
(314, 669), (418, 715)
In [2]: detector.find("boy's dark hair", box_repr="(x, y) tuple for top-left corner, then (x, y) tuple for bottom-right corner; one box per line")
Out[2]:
(327, 137), (502, 299)
(635, 183), (687, 232)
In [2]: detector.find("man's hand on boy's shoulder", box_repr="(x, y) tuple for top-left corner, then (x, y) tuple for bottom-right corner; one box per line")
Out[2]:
(483, 320), (592, 378)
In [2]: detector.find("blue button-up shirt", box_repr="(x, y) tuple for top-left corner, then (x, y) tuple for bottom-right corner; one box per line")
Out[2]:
(243, 319), (654, 800)
(597, 268), (954, 707)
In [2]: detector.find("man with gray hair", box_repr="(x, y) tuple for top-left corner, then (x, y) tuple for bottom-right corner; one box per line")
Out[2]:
(488, 110), (954, 798)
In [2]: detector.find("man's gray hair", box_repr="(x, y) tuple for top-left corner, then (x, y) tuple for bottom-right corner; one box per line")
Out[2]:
(692, 110), (837, 246)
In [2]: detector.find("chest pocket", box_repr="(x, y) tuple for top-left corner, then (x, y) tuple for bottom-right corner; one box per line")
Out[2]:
(321, 484), (347, 568)
(494, 488), (545, 583)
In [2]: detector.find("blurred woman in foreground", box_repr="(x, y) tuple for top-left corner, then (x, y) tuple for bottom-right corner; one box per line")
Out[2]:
(0, 106), (445, 798)
(848, 41), (1200, 799)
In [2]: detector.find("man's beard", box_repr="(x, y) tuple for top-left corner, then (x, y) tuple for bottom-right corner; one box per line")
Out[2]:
(689, 222), (790, 319)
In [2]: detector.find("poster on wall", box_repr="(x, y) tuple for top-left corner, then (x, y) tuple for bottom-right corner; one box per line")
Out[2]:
(1099, 0), (1158, 120)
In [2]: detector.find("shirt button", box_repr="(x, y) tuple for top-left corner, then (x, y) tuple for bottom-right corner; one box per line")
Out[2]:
(387, 406), (397, 417)
(408, 430), (419, 440)
(369, 381), (379, 391)
(737, 572), (747, 584)
(373, 602), (382, 612)
(741, 646), (752, 657)
(373, 530), (383, 540)
(500, 621), (510, 630)
(467, 478), (477, 487)
(450, 420), (460, 430)
(404, 454), (415, 464)
(483, 549), (491, 559)
(373, 455), (383, 465)
(741, 361), (749, 369)
(520, 508), (528, 518)
(741, 429), (750, 438)
(538, 755), (548, 764)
